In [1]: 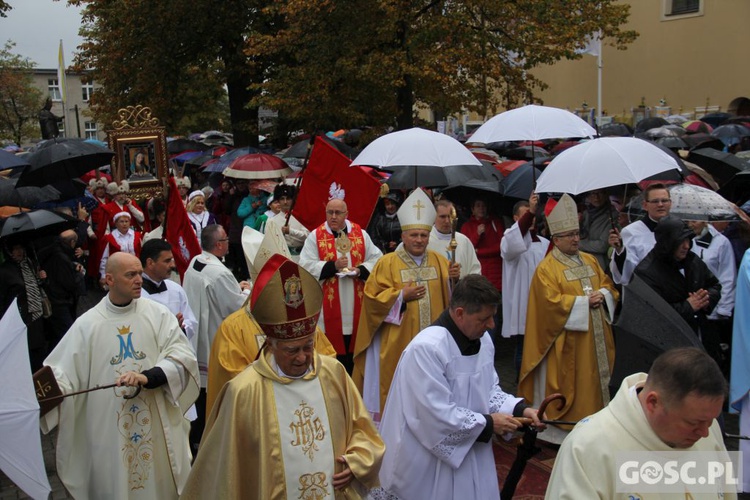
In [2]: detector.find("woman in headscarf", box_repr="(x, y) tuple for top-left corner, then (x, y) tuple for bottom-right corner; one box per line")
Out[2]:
(187, 190), (217, 244)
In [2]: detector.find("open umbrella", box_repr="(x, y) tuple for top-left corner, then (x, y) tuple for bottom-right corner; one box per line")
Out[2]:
(502, 145), (550, 161)
(634, 117), (669, 134)
(667, 183), (738, 221)
(0, 177), (60, 208)
(610, 276), (702, 391)
(498, 160), (543, 200)
(687, 148), (750, 187)
(16, 138), (114, 188)
(535, 137), (681, 195)
(599, 122), (633, 137)
(683, 120), (714, 134)
(0, 209), (78, 241)
(655, 136), (688, 150)
(203, 146), (261, 173)
(0, 150), (30, 171)
(167, 138), (209, 155)
(284, 136), (356, 159)
(711, 124), (750, 146)
(467, 105), (596, 145)
(222, 153), (292, 180)
(352, 127), (481, 168)
(700, 112), (732, 129)
(385, 163), (498, 190)
(0, 301), (52, 500)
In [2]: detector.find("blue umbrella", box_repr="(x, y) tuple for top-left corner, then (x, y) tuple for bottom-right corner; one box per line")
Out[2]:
(203, 146), (260, 173)
(0, 150), (31, 171)
(172, 150), (205, 165)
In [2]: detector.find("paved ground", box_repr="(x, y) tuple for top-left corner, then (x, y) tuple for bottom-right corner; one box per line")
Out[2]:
(0, 293), (745, 498)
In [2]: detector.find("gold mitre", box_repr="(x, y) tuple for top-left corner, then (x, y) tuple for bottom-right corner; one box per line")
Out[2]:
(546, 193), (579, 236)
(250, 254), (322, 341)
(397, 188), (435, 231)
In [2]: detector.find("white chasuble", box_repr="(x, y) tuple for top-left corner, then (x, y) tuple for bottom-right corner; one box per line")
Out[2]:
(274, 375), (335, 499)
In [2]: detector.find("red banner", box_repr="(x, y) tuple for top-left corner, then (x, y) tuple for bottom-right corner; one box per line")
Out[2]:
(164, 176), (201, 279)
(292, 138), (381, 230)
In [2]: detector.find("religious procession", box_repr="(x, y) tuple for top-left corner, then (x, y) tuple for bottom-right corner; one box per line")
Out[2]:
(1, 98), (749, 500)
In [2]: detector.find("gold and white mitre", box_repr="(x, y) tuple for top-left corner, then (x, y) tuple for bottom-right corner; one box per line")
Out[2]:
(397, 188), (436, 231)
(545, 193), (579, 236)
(242, 224), (292, 283)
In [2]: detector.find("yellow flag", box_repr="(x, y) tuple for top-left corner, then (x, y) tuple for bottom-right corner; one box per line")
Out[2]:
(57, 40), (67, 103)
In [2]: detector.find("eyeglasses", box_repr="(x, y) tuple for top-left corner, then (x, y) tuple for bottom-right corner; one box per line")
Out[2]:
(556, 231), (580, 239)
(217, 238), (230, 242)
(646, 198), (671, 205)
(326, 210), (347, 216)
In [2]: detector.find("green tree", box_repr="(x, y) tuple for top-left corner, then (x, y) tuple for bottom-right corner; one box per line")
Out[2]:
(0, 42), (43, 145)
(251, 0), (637, 131)
(0, 1), (10, 17)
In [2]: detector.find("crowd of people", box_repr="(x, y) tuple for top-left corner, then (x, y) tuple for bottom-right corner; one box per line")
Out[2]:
(1, 123), (749, 499)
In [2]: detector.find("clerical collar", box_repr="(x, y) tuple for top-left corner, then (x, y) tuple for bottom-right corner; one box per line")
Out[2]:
(432, 309), (481, 356)
(385, 212), (398, 219)
(327, 221), (350, 238)
(644, 216), (659, 232)
(105, 295), (136, 312)
(142, 273), (167, 294)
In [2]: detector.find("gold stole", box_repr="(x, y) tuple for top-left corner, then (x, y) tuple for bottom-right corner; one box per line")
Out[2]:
(395, 247), (439, 330)
(315, 223), (365, 354)
(273, 372), (335, 499)
(552, 247), (611, 406)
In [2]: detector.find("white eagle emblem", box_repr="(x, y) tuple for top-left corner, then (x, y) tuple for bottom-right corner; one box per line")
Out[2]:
(328, 182), (345, 200)
(178, 236), (190, 261)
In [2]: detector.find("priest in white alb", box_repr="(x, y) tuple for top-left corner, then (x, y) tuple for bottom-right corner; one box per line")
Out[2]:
(182, 254), (384, 499)
(373, 274), (544, 500)
(426, 199), (481, 278)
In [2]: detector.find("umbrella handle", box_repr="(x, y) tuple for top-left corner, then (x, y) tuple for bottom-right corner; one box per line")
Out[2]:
(537, 393), (566, 417)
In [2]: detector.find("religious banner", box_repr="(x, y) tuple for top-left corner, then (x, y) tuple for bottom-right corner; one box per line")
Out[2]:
(164, 175), (201, 278)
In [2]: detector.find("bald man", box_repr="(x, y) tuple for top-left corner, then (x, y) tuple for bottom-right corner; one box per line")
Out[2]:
(41, 252), (199, 499)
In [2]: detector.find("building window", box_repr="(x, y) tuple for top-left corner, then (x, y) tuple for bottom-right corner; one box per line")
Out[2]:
(669, 0), (699, 15)
(84, 121), (98, 140)
(82, 81), (94, 102)
(48, 79), (62, 101)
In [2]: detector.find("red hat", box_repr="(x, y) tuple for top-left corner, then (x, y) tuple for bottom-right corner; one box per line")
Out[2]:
(250, 254), (322, 340)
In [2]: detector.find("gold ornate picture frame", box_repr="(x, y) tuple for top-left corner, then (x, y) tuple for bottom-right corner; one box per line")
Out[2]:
(107, 105), (168, 201)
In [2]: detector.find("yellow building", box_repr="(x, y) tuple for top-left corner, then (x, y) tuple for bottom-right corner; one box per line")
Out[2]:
(529, 0), (750, 125)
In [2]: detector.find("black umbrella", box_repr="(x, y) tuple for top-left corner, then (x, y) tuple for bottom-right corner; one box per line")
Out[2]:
(699, 112), (732, 129)
(610, 275), (703, 391)
(0, 150), (30, 171)
(167, 138), (209, 155)
(283, 136), (357, 159)
(599, 122), (633, 137)
(634, 117), (669, 134)
(16, 138), (114, 188)
(500, 162), (543, 200)
(711, 124), (750, 144)
(718, 170), (750, 204)
(0, 209), (79, 241)
(503, 145), (550, 161)
(681, 133), (725, 151)
(0, 177), (60, 208)
(687, 148), (750, 187)
(385, 164), (498, 190)
(655, 136), (688, 150)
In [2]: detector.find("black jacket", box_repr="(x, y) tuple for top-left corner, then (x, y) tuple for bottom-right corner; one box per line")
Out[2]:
(634, 216), (721, 333)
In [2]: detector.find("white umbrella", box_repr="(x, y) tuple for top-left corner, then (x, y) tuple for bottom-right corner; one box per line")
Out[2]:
(350, 127), (481, 168)
(0, 300), (51, 500)
(466, 104), (597, 144)
(535, 137), (681, 195)
(666, 183), (737, 221)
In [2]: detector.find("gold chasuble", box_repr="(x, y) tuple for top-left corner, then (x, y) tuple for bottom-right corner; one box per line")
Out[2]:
(353, 248), (451, 412)
(519, 248), (619, 426)
(206, 306), (336, 416)
(182, 351), (384, 499)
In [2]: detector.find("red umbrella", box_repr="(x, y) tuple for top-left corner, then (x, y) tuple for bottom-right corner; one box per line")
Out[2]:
(223, 154), (292, 180)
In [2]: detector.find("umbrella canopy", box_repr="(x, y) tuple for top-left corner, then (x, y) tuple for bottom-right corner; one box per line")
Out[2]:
(718, 170), (750, 203)
(687, 148), (750, 187)
(683, 120), (714, 134)
(248, 179), (278, 193)
(222, 153), (292, 180)
(502, 145), (550, 161)
(351, 127), (481, 168)
(667, 183), (738, 221)
(171, 150), (205, 165)
(699, 112), (732, 128)
(644, 126), (684, 139)
(0, 150), (31, 171)
(711, 124), (750, 146)
(16, 138), (115, 188)
(497, 161), (543, 200)
(0, 177), (60, 208)
(467, 104), (597, 145)
(599, 122), (633, 137)
(535, 137), (681, 195)
(203, 146), (261, 173)
(610, 276), (702, 391)
(384, 163), (498, 190)
(0, 209), (78, 241)
(681, 133), (725, 151)
(0, 301), (52, 500)
(634, 117), (669, 134)
(665, 114), (689, 125)
(167, 138), (209, 155)
(284, 136), (357, 160)
(655, 136), (688, 150)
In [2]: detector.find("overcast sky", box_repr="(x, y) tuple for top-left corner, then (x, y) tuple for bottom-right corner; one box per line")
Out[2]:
(0, 0), (84, 68)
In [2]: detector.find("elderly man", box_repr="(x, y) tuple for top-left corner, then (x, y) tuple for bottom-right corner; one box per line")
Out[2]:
(519, 194), (619, 444)
(182, 255), (384, 499)
(300, 197), (383, 373)
(41, 252), (199, 499)
(500, 194), (549, 371)
(375, 275), (544, 499)
(353, 188), (459, 423)
(183, 224), (251, 451)
(547, 348), (735, 499)
(610, 183), (672, 284)
(139, 239), (198, 341)
(427, 199), (481, 278)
